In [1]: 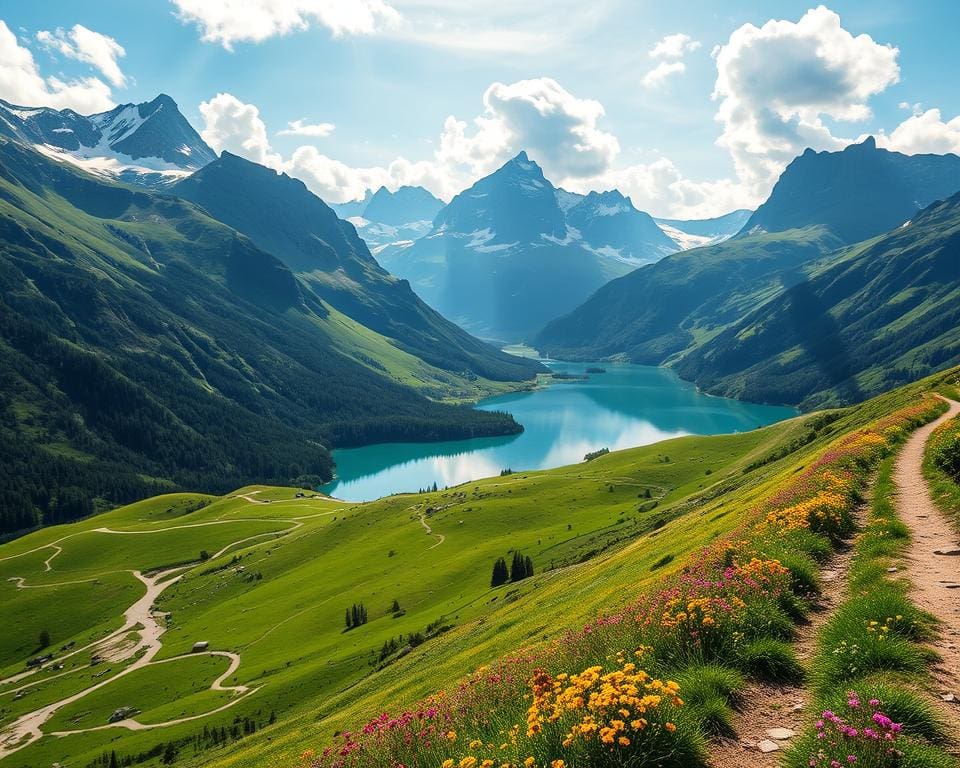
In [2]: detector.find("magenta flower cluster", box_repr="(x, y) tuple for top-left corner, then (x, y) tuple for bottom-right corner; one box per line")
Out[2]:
(808, 692), (904, 767)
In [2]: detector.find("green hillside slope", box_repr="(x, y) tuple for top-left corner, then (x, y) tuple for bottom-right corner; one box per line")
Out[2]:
(0, 140), (527, 535)
(535, 227), (841, 363)
(536, 141), (960, 410)
(675, 191), (960, 409)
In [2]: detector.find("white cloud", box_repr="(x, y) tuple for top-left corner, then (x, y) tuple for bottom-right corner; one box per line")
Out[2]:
(171, 0), (622, 56)
(649, 33), (700, 59)
(712, 5), (900, 200)
(195, 79), (750, 216)
(199, 78), (624, 204)
(37, 24), (127, 87)
(277, 119), (336, 138)
(195, 3), (948, 222)
(199, 92), (283, 168)
(642, 33), (699, 90)
(480, 78), (619, 178)
(0, 20), (115, 113)
(171, 0), (400, 49)
(287, 147), (449, 203)
(387, 0), (611, 55)
(876, 108), (960, 155)
(642, 61), (685, 89)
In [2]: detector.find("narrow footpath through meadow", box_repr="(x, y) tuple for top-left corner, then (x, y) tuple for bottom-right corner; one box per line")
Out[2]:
(706, 499), (863, 767)
(893, 397), (960, 732)
(709, 397), (960, 767)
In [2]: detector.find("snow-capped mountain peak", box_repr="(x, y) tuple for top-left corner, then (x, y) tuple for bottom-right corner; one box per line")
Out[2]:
(0, 94), (215, 187)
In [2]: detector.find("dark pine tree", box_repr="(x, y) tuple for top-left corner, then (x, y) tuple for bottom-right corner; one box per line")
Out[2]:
(524, 555), (534, 579)
(510, 551), (524, 582)
(161, 742), (177, 765)
(347, 603), (368, 629)
(491, 557), (509, 587)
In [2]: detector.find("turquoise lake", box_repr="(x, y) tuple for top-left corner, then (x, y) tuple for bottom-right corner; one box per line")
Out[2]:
(321, 362), (798, 501)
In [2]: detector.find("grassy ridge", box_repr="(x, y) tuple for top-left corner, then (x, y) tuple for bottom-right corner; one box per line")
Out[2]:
(537, 193), (960, 412)
(676, 193), (960, 410)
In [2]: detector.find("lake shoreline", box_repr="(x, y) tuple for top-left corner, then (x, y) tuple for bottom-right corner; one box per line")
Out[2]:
(322, 361), (798, 502)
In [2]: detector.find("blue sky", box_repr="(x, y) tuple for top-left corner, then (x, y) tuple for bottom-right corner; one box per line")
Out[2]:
(3, 1), (960, 216)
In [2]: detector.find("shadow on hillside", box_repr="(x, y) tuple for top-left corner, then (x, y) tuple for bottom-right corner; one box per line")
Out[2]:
(781, 269), (864, 404)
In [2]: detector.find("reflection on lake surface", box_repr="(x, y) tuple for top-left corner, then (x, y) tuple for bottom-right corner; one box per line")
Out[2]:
(322, 362), (798, 501)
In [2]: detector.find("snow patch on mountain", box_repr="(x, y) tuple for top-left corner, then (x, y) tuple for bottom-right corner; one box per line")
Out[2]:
(555, 189), (584, 212)
(34, 143), (193, 182)
(655, 223), (714, 251)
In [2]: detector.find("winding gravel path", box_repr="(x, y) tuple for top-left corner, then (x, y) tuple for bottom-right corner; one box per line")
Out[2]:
(417, 510), (446, 549)
(48, 651), (256, 736)
(893, 397), (960, 729)
(708, 397), (960, 765)
(0, 509), (302, 758)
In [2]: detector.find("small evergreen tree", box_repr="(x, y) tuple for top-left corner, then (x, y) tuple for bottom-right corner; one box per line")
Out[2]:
(490, 557), (509, 587)
(506, 552), (535, 582)
(38, 629), (50, 649)
(510, 551), (529, 582)
(346, 603), (368, 630)
(391, 599), (401, 613)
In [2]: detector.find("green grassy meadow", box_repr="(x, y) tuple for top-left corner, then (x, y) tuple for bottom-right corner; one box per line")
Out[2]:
(1, 366), (957, 768)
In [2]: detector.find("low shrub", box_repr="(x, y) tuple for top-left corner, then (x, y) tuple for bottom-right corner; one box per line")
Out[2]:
(736, 638), (804, 683)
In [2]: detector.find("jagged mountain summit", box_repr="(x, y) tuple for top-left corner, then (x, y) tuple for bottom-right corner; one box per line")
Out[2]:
(334, 185), (444, 260)
(562, 188), (679, 263)
(655, 209), (753, 250)
(329, 189), (373, 219)
(0, 93), (215, 186)
(741, 136), (960, 244)
(172, 152), (541, 383)
(362, 185), (444, 225)
(379, 152), (676, 340)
